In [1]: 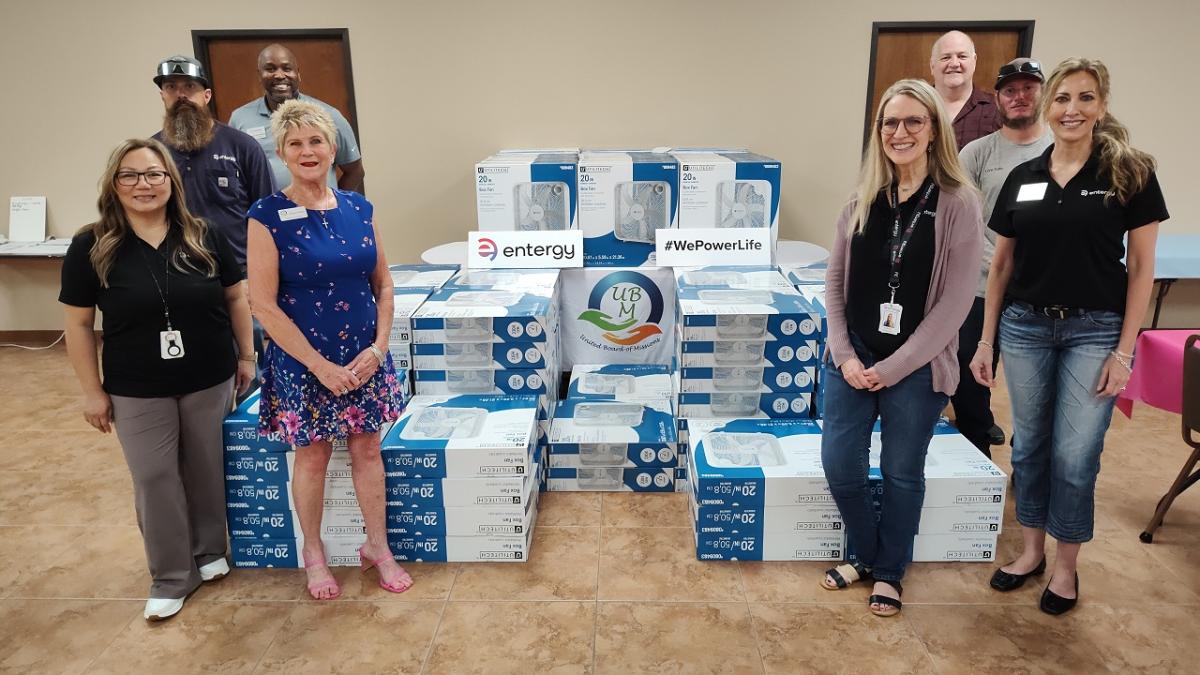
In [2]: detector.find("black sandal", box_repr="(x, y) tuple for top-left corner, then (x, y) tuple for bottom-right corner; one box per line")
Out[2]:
(868, 580), (903, 617)
(821, 561), (872, 590)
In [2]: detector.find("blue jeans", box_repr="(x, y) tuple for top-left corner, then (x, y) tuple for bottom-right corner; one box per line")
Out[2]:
(821, 334), (949, 582)
(999, 301), (1122, 543)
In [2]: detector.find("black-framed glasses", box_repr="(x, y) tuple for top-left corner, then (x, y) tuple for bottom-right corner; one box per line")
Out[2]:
(998, 60), (1042, 78)
(879, 115), (929, 135)
(115, 170), (169, 187)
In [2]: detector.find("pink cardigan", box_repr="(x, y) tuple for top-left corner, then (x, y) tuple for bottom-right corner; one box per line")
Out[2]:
(824, 185), (983, 395)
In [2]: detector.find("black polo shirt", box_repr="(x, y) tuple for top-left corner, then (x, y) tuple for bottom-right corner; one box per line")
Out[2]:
(847, 178), (939, 358)
(989, 145), (1169, 313)
(59, 226), (243, 398)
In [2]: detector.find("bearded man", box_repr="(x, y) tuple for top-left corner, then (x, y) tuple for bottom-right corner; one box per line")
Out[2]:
(152, 55), (274, 266)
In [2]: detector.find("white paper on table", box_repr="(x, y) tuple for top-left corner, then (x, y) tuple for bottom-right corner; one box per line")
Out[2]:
(8, 196), (47, 242)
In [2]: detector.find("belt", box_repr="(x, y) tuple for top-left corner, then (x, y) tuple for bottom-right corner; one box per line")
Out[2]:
(1013, 301), (1088, 320)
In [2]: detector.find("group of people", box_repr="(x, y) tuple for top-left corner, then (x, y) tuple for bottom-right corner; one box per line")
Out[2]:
(60, 32), (1167, 623)
(820, 32), (1167, 618)
(61, 48), (409, 621)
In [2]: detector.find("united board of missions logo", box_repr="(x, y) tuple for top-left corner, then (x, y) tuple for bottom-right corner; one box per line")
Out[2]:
(577, 271), (663, 347)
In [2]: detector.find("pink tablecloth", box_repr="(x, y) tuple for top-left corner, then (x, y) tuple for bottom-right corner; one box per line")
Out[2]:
(1117, 330), (1198, 417)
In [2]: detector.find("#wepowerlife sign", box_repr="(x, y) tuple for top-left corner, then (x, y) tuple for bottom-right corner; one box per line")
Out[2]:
(467, 230), (584, 269)
(654, 228), (772, 267)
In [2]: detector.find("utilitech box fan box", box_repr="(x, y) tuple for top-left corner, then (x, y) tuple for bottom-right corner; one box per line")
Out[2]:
(577, 150), (679, 266)
(476, 152), (578, 231)
(670, 150), (781, 250)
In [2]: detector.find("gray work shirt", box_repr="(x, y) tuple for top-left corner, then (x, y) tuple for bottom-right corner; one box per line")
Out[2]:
(228, 93), (362, 190)
(959, 128), (1053, 297)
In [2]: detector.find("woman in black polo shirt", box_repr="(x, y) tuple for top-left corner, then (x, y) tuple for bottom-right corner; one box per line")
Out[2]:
(60, 138), (255, 622)
(971, 58), (1167, 615)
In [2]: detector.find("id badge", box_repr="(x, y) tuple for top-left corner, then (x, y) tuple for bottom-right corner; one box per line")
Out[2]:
(878, 303), (902, 335)
(160, 330), (185, 360)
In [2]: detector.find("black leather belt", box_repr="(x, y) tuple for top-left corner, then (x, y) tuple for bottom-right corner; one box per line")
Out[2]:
(1013, 301), (1088, 320)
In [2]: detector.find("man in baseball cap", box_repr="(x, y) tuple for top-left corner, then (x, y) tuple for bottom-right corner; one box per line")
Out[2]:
(150, 54), (273, 266)
(951, 57), (1052, 458)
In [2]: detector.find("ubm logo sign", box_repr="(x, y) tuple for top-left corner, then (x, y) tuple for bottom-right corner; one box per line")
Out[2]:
(468, 231), (583, 269)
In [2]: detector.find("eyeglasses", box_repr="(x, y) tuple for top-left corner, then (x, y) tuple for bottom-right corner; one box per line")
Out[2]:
(879, 115), (930, 135)
(998, 60), (1042, 78)
(115, 170), (169, 187)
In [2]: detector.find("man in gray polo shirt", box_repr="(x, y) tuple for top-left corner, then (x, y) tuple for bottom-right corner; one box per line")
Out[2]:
(229, 43), (365, 192)
(952, 57), (1054, 457)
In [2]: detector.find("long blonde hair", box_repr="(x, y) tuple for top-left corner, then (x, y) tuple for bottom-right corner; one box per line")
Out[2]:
(1040, 57), (1155, 206)
(82, 138), (217, 286)
(849, 79), (974, 233)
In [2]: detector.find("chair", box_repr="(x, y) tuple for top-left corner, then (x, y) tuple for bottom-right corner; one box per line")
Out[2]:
(1140, 334), (1200, 543)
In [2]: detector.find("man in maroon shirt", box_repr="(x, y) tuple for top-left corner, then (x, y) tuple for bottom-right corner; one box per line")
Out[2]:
(930, 31), (1001, 150)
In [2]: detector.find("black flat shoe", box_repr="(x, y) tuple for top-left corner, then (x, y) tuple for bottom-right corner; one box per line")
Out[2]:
(990, 557), (1047, 592)
(1039, 573), (1079, 615)
(987, 424), (1006, 446)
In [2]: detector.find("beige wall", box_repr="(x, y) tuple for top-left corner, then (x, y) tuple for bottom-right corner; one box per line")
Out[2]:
(2, 0), (1197, 330)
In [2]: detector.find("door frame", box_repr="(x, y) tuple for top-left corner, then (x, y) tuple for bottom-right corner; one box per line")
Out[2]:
(863, 20), (1035, 148)
(190, 28), (361, 142)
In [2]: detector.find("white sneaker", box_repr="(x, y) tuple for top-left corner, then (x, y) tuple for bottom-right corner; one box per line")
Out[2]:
(144, 597), (185, 621)
(199, 558), (230, 582)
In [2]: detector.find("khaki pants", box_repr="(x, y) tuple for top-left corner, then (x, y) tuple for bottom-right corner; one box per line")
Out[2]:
(111, 376), (234, 599)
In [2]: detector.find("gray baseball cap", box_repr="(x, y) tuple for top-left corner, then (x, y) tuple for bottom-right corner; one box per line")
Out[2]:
(995, 58), (1043, 89)
(154, 55), (209, 88)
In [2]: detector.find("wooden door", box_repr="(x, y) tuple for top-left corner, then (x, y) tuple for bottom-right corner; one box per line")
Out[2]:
(191, 29), (359, 139)
(863, 22), (1033, 144)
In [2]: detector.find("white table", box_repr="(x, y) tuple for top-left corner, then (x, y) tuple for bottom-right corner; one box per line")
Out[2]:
(421, 241), (467, 266)
(775, 239), (830, 267)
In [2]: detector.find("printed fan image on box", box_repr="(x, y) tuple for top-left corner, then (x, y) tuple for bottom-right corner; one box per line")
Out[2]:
(515, 182), (570, 231)
(704, 432), (786, 467)
(716, 180), (772, 228)
(614, 181), (671, 244)
(399, 407), (488, 440)
(576, 372), (635, 396)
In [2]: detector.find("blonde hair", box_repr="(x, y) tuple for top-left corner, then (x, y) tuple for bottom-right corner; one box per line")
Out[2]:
(82, 138), (217, 287)
(1040, 57), (1155, 206)
(271, 98), (337, 156)
(849, 79), (974, 233)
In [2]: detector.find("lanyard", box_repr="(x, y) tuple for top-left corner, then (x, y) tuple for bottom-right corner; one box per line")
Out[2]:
(887, 179), (936, 298)
(137, 238), (173, 331)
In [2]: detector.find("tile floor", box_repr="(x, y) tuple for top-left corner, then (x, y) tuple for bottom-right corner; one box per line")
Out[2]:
(0, 344), (1197, 674)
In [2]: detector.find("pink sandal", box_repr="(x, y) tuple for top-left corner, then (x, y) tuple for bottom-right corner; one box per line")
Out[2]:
(302, 550), (342, 601)
(358, 546), (414, 594)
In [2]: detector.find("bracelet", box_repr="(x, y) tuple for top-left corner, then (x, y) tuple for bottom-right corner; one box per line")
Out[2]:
(1110, 350), (1133, 372)
(239, 351), (258, 363)
(1114, 348), (1134, 360)
(977, 340), (994, 350)
(367, 344), (385, 364)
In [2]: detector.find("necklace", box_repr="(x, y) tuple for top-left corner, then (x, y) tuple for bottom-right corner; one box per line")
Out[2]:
(284, 188), (335, 228)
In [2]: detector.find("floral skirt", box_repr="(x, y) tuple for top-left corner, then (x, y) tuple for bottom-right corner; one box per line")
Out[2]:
(258, 343), (404, 447)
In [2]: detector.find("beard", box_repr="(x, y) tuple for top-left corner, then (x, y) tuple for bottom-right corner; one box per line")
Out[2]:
(161, 99), (214, 151)
(1001, 110), (1037, 131)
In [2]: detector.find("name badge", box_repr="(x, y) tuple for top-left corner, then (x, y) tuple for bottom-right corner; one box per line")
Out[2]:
(278, 206), (308, 221)
(878, 303), (902, 335)
(247, 126), (267, 140)
(1016, 182), (1048, 202)
(217, 176), (229, 188)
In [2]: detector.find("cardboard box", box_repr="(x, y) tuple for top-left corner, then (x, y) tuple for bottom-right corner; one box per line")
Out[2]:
(388, 263), (459, 290)
(678, 338), (821, 369)
(566, 364), (674, 402)
(442, 268), (561, 291)
(476, 152), (578, 232)
(675, 266), (793, 293)
(385, 470), (539, 537)
(546, 466), (675, 491)
(380, 395), (538, 478)
(688, 418), (830, 508)
(911, 533), (998, 562)
(672, 151), (781, 251)
(411, 341), (557, 370)
(384, 471), (537, 509)
(225, 475), (358, 511)
(390, 289), (431, 343)
(388, 506), (539, 562)
(412, 286), (558, 345)
(678, 391), (812, 419)
(678, 365), (817, 393)
(231, 535), (366, 568)
(577, 151), (680, 266)
(226, 506), (365, 540)
(224, 450), (352, 485)
(548, 443), (678, 469)
(676, 286), (823, 343)
(412, 367), (558, 397)
(549, 398), (676, 445)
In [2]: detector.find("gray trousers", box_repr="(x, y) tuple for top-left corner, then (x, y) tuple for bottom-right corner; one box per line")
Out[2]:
(111, 376), (234, 599)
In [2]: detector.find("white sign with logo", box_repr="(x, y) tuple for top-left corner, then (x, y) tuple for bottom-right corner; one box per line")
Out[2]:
(655, 228), (772, 267)
(467, 230), (583, 269)
(559, 267), (676, 369)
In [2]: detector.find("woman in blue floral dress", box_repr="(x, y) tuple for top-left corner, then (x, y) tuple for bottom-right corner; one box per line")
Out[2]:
(247, 100), (411, 599)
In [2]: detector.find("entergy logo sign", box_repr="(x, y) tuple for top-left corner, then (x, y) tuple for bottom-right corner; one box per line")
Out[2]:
(468, 230), (583, 269)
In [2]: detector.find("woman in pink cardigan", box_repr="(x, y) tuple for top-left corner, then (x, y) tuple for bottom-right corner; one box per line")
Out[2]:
(819, 79), (982, 617)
